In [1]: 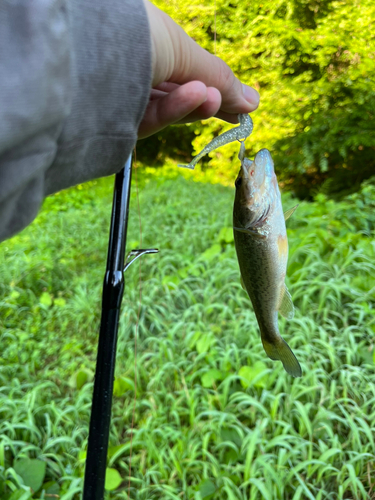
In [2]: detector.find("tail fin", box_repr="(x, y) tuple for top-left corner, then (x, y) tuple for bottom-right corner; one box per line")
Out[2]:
(262, 336), (302, 377)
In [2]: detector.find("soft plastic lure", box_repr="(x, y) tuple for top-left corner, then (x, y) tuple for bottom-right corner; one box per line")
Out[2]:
(178, 113), (253, 170)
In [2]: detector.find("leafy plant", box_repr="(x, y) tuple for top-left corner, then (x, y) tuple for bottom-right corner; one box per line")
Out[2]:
(0, 172), (374, 498)
(143, 0), (375, 197)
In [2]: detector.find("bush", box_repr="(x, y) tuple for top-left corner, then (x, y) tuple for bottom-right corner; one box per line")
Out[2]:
(144, 0), (375, 197)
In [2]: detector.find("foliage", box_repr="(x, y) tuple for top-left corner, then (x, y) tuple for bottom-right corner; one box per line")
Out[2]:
(0, 172), (374, 498)
(142, 0), (375, 197)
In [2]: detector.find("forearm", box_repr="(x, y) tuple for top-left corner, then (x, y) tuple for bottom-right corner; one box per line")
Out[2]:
(0, 0), (152, 241)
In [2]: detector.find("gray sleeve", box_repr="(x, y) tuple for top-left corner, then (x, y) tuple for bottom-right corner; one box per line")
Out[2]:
(0, 0), (151, 242)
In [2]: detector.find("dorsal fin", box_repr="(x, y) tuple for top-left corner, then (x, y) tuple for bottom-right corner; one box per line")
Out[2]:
(284, 204), (299, 221)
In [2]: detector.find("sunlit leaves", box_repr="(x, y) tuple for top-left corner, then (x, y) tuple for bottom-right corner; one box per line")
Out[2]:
(150, 0), (375, 196)
(104, 468), (122, 491)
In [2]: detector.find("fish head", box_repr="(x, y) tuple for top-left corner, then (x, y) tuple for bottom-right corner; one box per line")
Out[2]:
(234, 148), (279, 226)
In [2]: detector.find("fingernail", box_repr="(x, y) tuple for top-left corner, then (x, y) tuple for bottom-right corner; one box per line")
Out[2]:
(242, 84), (260, 106)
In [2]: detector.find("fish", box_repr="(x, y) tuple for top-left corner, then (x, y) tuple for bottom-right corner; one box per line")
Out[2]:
(233, 142), (302, 377)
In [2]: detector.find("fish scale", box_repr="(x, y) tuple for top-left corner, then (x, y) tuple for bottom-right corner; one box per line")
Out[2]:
(233, 146), (302, 377)
(235, 223), (283, 341)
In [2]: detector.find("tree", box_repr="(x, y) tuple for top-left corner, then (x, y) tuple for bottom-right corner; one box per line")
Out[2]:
(140, 0), (375, 197)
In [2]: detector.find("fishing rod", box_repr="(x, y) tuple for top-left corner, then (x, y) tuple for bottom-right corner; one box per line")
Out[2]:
(82, 154), (157, 500)
(81, 116), (252, 500)
(82, 6), (225, 496)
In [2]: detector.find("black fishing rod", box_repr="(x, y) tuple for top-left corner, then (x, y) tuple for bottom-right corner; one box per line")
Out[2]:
(82, 154), (157, 500)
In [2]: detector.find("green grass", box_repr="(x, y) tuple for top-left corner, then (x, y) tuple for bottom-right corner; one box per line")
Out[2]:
(0, 172), (374, 499)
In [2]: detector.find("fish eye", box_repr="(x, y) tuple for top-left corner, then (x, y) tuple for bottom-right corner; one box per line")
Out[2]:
(235, 176), (242, 188)
(250, 170), (254, 176)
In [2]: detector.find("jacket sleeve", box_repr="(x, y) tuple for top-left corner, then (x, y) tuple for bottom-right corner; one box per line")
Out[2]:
(0, 0), (152, 242)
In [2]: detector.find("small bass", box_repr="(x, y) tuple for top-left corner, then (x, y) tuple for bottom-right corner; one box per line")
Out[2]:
(233, 143), (302, 377)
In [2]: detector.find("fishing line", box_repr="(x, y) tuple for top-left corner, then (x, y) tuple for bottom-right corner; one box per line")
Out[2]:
(128, 147), (143, 497)
(128, 3), (218, 495)
(214, 0), (217, 55)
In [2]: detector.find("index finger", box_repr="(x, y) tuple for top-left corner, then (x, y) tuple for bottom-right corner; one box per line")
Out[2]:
(145, 1), (259, 115)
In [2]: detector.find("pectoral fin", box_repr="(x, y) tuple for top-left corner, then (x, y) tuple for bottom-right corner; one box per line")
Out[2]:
(233, 226), (266, 239)
(284, 204), (299, 221)
(262, 337), (302, 377)
(240, 275), (246, 291)
(277, 284), (295, 320)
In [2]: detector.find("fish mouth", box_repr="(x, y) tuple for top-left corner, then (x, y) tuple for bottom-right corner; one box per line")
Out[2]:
(241, 148), (274, 190)
(240, 157), (253, 179)
(253, 149), (274, 177)
(254, 149), (272, 165)
(236, 149), (275, 204)
(240, 149), (272, 178)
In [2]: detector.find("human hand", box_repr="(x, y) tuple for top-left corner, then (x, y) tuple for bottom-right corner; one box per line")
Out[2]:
(138, 0), (260, 139)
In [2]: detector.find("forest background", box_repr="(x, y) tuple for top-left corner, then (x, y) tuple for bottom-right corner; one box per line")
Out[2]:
(1, 0), (375, 499)
(140, 0), (375, 198)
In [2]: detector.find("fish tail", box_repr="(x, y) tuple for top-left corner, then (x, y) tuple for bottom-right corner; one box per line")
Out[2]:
(261, 336), (302, 378)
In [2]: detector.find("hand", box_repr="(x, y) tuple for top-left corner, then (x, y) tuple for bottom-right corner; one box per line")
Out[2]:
(138, 0), (260, 139)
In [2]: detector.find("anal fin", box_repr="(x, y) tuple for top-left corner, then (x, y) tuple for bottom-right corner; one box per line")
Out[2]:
(277, 284), (295, 320)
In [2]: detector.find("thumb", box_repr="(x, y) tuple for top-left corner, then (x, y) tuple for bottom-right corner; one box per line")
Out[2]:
(143, 0), (259, 114)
